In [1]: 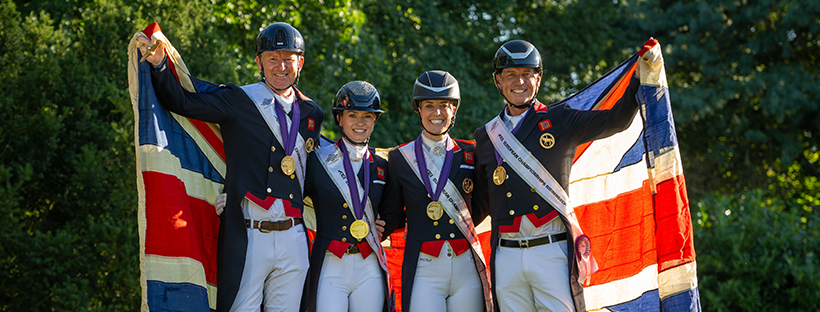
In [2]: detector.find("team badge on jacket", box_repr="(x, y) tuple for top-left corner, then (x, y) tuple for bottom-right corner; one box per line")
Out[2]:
(462, 178), (473, 193)
(540, 133), (555, 149)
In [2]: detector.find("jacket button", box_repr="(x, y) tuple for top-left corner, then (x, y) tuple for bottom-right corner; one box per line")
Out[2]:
(506, 192), (512, 198)
(341, 238), (347, 242)
(433, 221), (438, 226)
(531, 188), (536, 193)
(509, 210), (515, 215)
(290, 174), (295, 179)
(289, 194), (293, 199)
(435, 234), (441, 239)
(271, 146), (276, 152)
(533, 205), (539, 211)
(449, 219), (454, 224)
(343, 203), (349, 208)
(342, 226), (347, 231)
(267, 188), (272, 193)
(342, 215), (348, 220)
(268, 167), (274, 172)
(449, 233), (455, 238)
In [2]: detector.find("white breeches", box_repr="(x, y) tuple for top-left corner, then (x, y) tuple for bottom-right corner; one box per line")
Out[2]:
(409, 241), (483, 312)
(316, 251), (385, 312)
(494, 241), (574, 312)
(230, 199), (310, 312)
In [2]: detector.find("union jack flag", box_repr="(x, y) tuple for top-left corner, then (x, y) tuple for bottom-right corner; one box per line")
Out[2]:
(128, 22), (224, 311)
(566, 39), (701, 311)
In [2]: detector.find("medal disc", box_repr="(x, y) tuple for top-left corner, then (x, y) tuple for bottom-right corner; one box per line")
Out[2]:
(492, 166), (506, 186)
(281, 155), (296, 175)
(426, 201), (444, 220)
(350, 220), (369, 240)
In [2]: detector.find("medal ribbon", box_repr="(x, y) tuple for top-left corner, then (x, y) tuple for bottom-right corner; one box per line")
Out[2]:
(338, 140), (370, 220)
(273, 98), (301, 156)
(494, 105), (532, 166)
(414, 134), (454, 202)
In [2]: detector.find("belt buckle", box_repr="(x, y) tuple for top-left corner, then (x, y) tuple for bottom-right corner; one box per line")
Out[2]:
(258, 219), (273, 233)
(518, 239), (529, 248)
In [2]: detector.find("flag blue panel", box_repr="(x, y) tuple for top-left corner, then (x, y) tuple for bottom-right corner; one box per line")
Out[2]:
(136, 58), (224, 184)
(608, 289), (661, 312)
(147, 281), (211, 312)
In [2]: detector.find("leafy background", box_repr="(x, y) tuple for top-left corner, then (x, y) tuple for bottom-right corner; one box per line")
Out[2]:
(0, 0), (817, 310)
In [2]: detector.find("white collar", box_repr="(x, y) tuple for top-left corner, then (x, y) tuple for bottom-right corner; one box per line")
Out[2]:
(272, 90), (295, 114)
(503, 107), (528, 131)
(342, 138), (368, 162)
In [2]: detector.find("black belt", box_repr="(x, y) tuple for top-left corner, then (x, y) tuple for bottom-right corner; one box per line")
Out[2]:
(346, 244), (361, 254)
(245, 218), (302, 233)
(499, 232), (567, 248)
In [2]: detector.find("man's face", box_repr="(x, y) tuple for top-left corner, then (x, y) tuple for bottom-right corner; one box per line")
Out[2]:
(256, 50), (303, 94)
(416, 99), (455, 137)
(495, 67), (541, 106)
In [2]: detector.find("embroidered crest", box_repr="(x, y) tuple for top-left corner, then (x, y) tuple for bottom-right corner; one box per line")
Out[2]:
(261, 98), (273, 107)
(376, 166), (385, 180)
(464, 152), (474, 165)
(308, 118), (315, 131)
(539, 119), (552, 131)
(325, 150), (341, 165)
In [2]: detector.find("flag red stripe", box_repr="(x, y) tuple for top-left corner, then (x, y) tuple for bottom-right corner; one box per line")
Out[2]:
(189, 119), (225, 161)
(654, 174), (696, 272)
(575, 180), (657, 285)
(143, 171), (219, 284)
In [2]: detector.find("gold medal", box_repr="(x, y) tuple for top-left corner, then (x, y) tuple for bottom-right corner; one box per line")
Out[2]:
(426, 201), (444, 220)
(492, 166), (506, 186)
(281, 155), (296, 175)
(462, 178), (473, 193)
(305, 137), (314, 153)
(350, 219), (369, 240)
(540, 133), (555, 149)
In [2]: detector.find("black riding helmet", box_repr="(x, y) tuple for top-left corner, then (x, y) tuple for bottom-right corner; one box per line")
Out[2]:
(492, 40), (543, 108)
(256, 22), (305, 91)
(333, 81), (384, 145)
(412, 70), (460, 136)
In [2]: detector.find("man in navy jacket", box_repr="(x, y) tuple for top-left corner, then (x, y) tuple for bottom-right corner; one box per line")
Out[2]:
(140, 22), (323, 312)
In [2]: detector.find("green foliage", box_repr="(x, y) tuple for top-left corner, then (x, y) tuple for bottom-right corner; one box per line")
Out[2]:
(631, 0), (820, 197)
(694, 190), (819, 311)
(0, 0), (138, 310)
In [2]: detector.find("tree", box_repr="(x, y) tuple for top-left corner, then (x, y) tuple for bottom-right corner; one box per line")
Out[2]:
(633, 0), (820, 200)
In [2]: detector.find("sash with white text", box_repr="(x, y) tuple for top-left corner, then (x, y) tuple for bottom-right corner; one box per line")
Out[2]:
(241, 83), (307, 191)
(398, 141), (492, 310)
(485, 116), (598, 284)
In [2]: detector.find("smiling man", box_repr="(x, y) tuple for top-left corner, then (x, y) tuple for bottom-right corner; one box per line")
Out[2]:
(139, 22), (323, 312)
(472, 40), (642, 312)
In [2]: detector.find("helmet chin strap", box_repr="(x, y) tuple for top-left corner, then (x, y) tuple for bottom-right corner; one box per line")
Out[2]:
(336, 117), (369, 146)
(494, 72), (541, 110)
(342, 133), (368, 146)
(261, 68), (301, 93)
(418, 111), (456, 138)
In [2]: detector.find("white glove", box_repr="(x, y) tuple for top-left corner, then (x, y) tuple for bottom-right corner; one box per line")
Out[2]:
(215, 192), (227, 216)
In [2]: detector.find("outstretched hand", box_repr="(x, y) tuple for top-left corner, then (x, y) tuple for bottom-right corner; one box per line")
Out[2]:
(137, 35), (166, 66)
